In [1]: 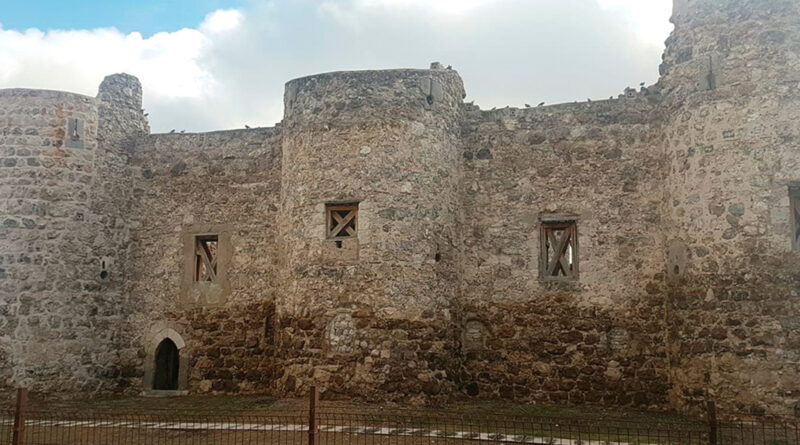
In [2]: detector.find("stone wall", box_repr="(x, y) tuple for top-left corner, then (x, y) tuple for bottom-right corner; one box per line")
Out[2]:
(276, 69), (465, 402)
(0, 74), (147, 393)
(660, 0), (800, 416)
(3, 0), (800, 416)
(121, 128), (283, 393)
(457, 96), (670, 407)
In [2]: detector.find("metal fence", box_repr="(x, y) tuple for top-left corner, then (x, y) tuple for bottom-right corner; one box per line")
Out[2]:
(4, 388), (799, 445)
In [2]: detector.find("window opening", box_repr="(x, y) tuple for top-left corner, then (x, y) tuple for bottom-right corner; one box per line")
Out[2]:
(326, 203), (358, 239)
(540, 219), (579, 281)
(194, 235), (218, 282)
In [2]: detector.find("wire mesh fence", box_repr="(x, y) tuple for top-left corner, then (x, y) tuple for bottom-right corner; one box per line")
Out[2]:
(14, 410), (308, 445)
(316, 410), (720, 445)
(0, 410), (12, 444)
(2, 388), (799, 445)
(717, 419), (800, 445)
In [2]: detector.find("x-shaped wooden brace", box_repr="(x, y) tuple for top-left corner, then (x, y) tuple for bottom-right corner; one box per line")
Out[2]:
(330, 210), (356, 238)
(546, 228), (573, 277)
(196, 240), (217, 282)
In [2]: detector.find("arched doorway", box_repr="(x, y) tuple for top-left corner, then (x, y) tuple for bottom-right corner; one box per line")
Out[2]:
(153, 338), (179, 390)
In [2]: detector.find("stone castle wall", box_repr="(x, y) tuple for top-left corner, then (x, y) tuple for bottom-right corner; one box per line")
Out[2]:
(0, 74), (147, 393)
(660, 0), (800, 415)
(1, 0), (799, 416)
(121, 128), (283, 393)
(458, 96), (670, 407)
(277, 70), (465, 401)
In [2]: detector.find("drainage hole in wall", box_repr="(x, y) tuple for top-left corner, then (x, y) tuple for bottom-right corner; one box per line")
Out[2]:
(335, 240), (343, 249)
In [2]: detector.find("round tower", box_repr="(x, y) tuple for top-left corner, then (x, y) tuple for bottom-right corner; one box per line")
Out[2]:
(0, 88), (101, 391)
(278, 68), (465, 399)
(659, 0), (800, 415)
(0, 74), (147, 392)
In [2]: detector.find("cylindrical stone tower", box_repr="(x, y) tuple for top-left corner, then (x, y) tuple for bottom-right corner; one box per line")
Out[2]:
(0, 74), (147, 392)
(278, 68), (465, 399)
(0, 88), (99, 391)
(660, 0), (800, 415)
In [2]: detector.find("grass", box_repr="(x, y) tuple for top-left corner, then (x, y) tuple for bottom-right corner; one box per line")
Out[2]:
(15, 393), (702, 424)
(6, 393), (705, 424)
(25, 393), (281, 415)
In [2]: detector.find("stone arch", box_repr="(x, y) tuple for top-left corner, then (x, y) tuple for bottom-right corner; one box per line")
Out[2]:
(153, 338), (179, 390)
(143, 326), (190, 394)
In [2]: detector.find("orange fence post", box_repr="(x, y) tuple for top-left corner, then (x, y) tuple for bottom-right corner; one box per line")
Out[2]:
(12, 388), (28, 445)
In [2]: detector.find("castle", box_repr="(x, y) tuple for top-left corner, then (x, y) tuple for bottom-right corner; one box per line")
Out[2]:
(1, 0), (799, 416)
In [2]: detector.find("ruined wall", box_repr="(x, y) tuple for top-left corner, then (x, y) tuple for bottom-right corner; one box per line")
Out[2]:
(123, 128), (283, 393)
(660, 0), (800, 416)
(3, 0), (800, 416)
(277, 69), (465, 401)
(0, 74), (147, 392)
(458, 96), (670, 407)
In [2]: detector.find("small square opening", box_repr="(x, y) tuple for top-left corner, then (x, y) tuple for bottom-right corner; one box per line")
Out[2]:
(326, 203), (358, 239)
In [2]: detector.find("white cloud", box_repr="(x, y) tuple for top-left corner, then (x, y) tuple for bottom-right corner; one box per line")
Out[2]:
(0, 1), (674, 133)
(200, 9), (245, 35)
(0, 10), (243, 131)
(0, 27), (209, 97)
(597, 0), (673, 47)
(354, 0), (497, 15)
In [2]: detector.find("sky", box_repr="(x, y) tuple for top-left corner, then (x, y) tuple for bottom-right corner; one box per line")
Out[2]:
(0, 0), (674, 133)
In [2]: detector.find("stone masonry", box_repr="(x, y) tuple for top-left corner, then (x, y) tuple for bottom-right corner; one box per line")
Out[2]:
(1, 0), (799, 416)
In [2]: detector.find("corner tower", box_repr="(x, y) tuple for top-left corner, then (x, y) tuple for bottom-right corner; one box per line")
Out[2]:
(0, 74), (147, 392)
(277, 68), (465, 398)
(660, 0), (800, 415)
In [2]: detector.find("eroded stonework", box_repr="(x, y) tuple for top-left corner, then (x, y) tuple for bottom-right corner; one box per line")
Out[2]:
(1, 0), (799, 416)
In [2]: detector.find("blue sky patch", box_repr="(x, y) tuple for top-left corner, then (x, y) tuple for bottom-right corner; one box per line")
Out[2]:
(0, 0), (246, 35)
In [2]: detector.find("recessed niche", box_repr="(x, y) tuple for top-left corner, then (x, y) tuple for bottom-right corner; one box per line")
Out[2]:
(667, 240), (689, 282)
(65, 118), (85, 149)
(462, 319), (486, 352)
(99, 256), (113, 280)
(327, 313), (355, 354)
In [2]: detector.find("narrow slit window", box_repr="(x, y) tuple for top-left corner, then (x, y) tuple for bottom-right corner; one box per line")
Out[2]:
(194, 235), (218, 282)
(540, 219), (579, 281)
(65, 118), (85, 149)
(326, 203), (358, 239)
(791, 186), (800, 251)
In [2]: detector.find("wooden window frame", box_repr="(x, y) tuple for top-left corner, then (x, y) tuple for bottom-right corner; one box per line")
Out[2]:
(326, 203), (359, 240)
(540, 217), (579, 282)
(791, 185), (800, 251)
(194, 234), (218, 282)
(180, 225), (232, 307)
